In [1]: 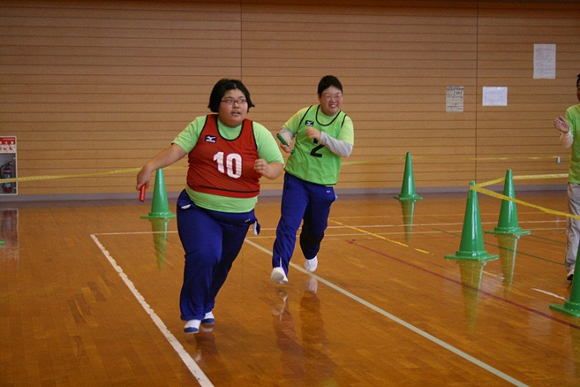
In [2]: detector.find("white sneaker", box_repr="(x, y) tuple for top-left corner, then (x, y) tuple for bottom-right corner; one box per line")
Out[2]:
(201, 312), (215, 325)
(304, 256), (318, 272)
(184, 319), (201, 334)
(271, 267), (288, 284)
(568, 268), (575, 281)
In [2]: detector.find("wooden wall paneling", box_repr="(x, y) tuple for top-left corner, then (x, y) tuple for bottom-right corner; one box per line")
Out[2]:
(0, 0), (244, 197)
(475, 2), (580, 187)
(242, 1), (479, 193)
(1, 0), (579, 198)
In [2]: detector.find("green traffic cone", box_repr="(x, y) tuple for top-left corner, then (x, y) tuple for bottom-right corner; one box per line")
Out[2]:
(485, 170), (530, 236)
(400, 200), (417, 245)
(394, 152), (423, 201)
(550, 249), (580, 317)
(149, 219), (171, 270)
(141, 169), (176, 219)
(445, 182), (498, 261)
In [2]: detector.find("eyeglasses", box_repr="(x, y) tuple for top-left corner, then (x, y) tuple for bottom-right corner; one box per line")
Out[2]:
(221, 98), (247, 105)
(323, 93), (343, 102)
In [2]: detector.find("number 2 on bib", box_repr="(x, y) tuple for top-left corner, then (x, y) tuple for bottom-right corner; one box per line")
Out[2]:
(310, 139), (324, 158)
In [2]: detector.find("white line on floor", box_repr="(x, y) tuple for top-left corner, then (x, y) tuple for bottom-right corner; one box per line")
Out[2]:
(90, 234), (213, 387)
(244, 239), (528, 387)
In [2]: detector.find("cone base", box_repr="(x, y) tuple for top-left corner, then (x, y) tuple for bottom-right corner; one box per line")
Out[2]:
(141, 212), (176, 219)
(444, 252), (498, 262)
(485, 228), (531, 236)
(550, 302), (580, 317)
(394, 195), (423, 201)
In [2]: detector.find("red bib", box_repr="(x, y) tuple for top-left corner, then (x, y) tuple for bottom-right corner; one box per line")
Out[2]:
(187, 114), (260, 198)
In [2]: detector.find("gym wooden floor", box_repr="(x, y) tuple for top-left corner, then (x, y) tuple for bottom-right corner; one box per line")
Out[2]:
(1, 190), (579, 386)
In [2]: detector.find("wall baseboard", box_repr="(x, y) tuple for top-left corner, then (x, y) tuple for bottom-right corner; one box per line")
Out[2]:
(0, 184), (566, 203)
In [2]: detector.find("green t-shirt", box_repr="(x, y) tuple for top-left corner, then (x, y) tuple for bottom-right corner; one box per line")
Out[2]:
(173, 115), (284, 213)
(284, 105), (354, 185)
(567, 105), (580, 183)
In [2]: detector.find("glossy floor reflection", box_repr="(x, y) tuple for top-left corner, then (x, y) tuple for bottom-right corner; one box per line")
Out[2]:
(0, 208), (18, 263)
(1, 191), (579, 385)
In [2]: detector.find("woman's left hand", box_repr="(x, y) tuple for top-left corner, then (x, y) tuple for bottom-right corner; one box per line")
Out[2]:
(306, 127), (321, 141)
(255, 159), (284, 180)
(254, 159), (269, 175)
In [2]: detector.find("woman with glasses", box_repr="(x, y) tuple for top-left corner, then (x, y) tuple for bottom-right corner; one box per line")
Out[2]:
(271, 75), (354, 284)
(137, 78), (284, 333)
(554, 73), (580, 281)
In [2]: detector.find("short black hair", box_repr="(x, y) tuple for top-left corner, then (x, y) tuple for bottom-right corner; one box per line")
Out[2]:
(317, 75), (343, 96)
(208, 78), (255, 113)
(577, 73), (580, 87)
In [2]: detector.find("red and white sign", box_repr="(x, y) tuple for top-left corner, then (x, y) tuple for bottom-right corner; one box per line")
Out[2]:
(0, 136), (16, 153)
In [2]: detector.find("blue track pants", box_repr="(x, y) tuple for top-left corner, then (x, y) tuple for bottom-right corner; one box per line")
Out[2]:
(176, 190), (257, 321)
(272, 173), (336, 276)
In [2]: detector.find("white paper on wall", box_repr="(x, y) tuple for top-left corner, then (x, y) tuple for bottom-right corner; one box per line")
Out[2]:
(446, 86), (464, 112)
(482, 87), (508, 106)
(533, 44), (556, 79)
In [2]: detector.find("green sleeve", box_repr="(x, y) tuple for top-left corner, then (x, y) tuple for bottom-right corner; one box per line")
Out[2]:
(172, 116), (206, 152)
(253, 122), (284, 164)
(338, 116), (354, 145)
(567, 105), (580, 183)
(283, 107), (311, 135)
(566, 105), (580, 132)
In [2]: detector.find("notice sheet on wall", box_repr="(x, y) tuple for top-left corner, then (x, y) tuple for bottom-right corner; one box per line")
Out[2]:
(533, 44), (556, 79)
(446, 86), (464, 112)
(482, 87), (508, 106)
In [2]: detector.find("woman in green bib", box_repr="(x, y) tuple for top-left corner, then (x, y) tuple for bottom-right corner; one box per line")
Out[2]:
(554, 73), (580, 281)
(271, 75), (354, 284)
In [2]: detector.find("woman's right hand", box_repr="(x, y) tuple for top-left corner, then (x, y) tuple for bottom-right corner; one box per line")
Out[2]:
(554, 116), (570, 134)
(280, 143), (294, 154)
(135, 144), (187, 190)
(136, 165), (152, 190)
